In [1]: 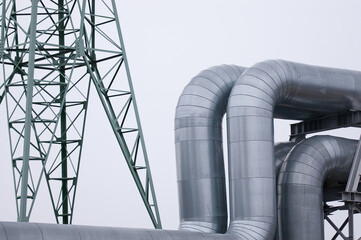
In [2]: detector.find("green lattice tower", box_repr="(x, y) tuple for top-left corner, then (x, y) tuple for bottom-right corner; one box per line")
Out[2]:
(0, 0), (161, 228)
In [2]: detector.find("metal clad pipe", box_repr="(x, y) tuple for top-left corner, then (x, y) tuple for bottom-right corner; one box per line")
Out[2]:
(278, 136), (357, 240)
(2, 60), (361, 239)
(176, 65), (246, 233)
(274, 142), (296, 176)
(226, 59), (361, 239)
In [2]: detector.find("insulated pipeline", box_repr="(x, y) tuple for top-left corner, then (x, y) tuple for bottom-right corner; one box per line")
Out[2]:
(1, 60), (361, 240)
(278, 136), (357, 240)
(226, 59), (361, 239)
(274, 141), (296, 176)
(175, 64), (246, 233)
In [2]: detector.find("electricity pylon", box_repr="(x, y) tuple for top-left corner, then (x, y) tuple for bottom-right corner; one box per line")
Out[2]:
(0, 0), (162, 228)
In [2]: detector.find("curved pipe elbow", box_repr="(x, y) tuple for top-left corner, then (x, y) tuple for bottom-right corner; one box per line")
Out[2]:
(277, 136), (357, 240)
(175, 64), (246, 233)
(226, 60), (361, 239)
(228, 59), (361, 120)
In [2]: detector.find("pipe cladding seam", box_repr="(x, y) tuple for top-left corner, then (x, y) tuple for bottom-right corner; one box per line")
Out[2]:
(1, 60), (361, 239)
(277, 136), (357, 240)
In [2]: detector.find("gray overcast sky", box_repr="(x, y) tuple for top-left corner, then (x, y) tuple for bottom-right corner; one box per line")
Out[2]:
(0, 0), (361, 239)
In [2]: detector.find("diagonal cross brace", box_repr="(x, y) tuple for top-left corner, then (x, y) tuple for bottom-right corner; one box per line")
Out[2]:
(346, 134), (361, 193)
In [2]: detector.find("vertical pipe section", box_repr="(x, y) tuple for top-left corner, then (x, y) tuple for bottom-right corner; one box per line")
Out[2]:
(227, 61), (286, 239)
(274, 141), (296, 240)
(19, 0), (39, 222)
(274, 142), (296, 176)
(175, 65), (245, 233)
(277, 136), (357, 240)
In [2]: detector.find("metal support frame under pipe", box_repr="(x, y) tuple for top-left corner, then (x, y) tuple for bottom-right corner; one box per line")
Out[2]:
(290, 115), (361, 239)
(345, 135), (361, 193)
(343, 134), (361, 239)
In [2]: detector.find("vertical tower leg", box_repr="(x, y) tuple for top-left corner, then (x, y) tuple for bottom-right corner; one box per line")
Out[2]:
(77, 0), (162, 228)
(58, 0), (68, 225)
(18, 0), (39, 222)
(1, 0), (90, 223)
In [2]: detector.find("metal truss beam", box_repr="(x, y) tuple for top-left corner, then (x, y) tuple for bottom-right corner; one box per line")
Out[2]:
(290, 110), (361, 140)
(0, 0), (161, 228)
(324, 202), (361, 240)
(77, 0), (162, 228)
(345, 135), (361, 193)
(341, 132), (361, 239)
(0, 0), (91, 224)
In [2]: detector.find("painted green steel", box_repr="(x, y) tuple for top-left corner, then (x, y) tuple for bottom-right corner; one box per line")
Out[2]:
(2, 1), (89, 222)
(0, 0), (91, 224)
(0, 0), (161, 228)
(110, 0), (162, 227)
(19, 0), (39, 223)
(0, 1), (4, 106)
(78, 0), (162, 228)
(58, 0), (69, 225)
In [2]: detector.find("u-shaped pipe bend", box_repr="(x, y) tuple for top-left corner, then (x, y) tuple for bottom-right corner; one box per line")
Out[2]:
(226, 59), (361, 239)
(175, 64), (246, 233)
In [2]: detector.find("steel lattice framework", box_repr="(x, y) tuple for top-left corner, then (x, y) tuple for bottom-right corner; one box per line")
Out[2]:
(0, 0), (162, 228)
